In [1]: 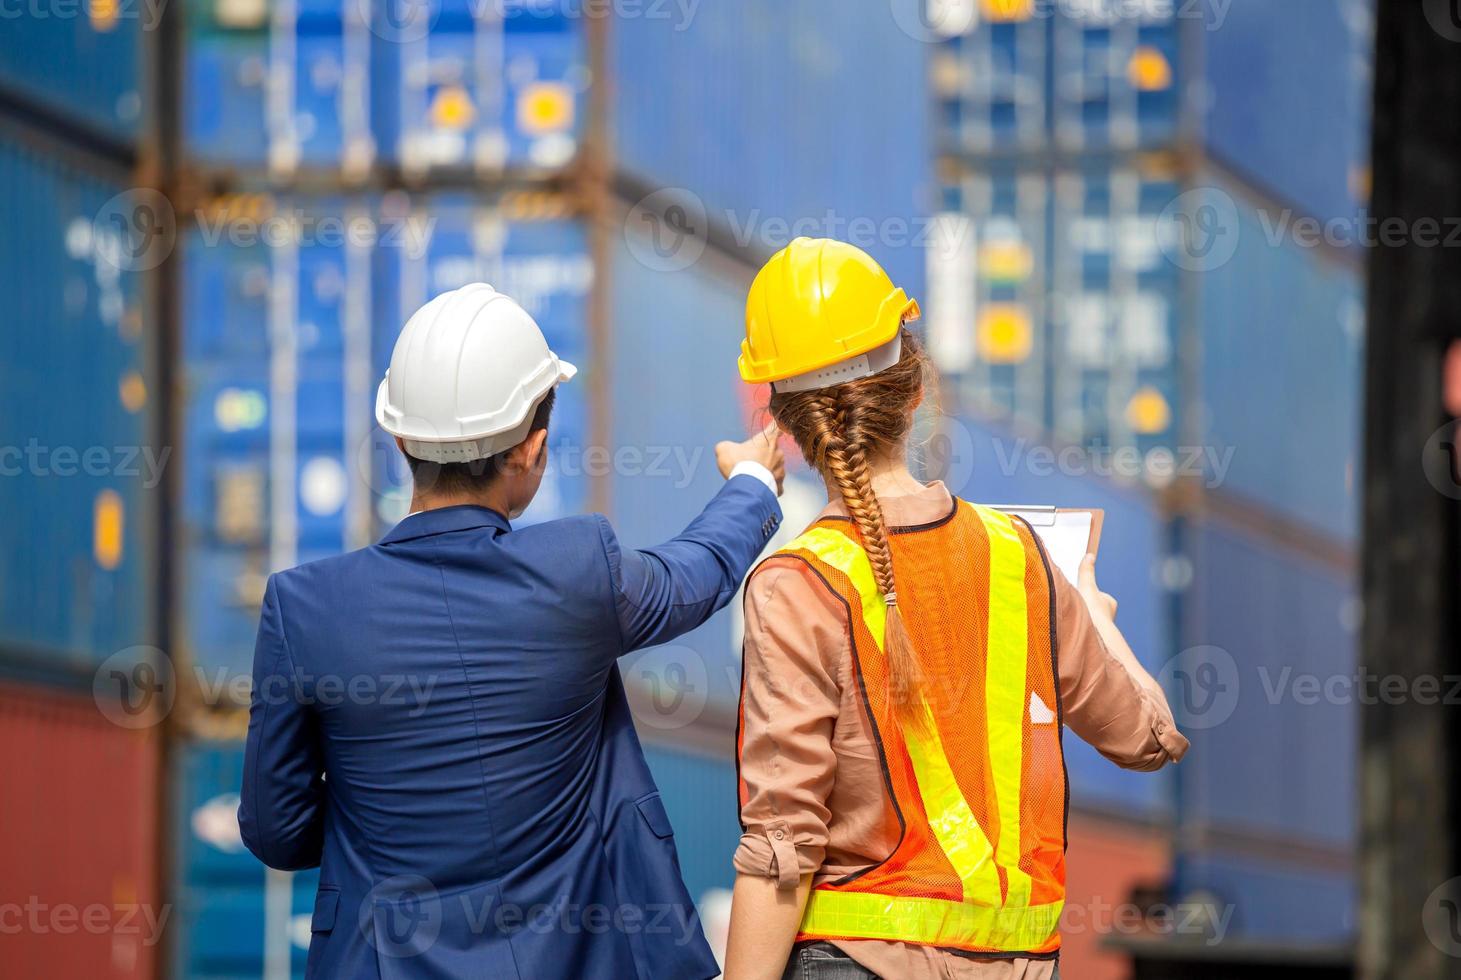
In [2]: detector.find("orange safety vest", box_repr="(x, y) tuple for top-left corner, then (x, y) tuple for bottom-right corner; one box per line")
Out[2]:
(745, 500), (1067, 957)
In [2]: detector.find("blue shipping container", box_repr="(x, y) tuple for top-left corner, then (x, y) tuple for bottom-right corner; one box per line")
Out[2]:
(943, 413), (1176, 818)
(1193, 177), (1364, 545)
(1174, 849), (1354, 945)
(607, 228), (758, 710)
(1175, 515), (1357, 850)
(641, 742), (742, 904)
(1201, 0), (1373, 226)
(932, 163), (1185, 460)
(183, 0), (586, 176)
(180, 195), (378, 686)
(0, 4), (143, 143)
(180, 193), (593, 688)
(173, 738), (319, 979)
(612, 0), (931, 290)
(371, 193), (594, 527)
(933, 0), (1183, 156)
(0, 134), (154, 673)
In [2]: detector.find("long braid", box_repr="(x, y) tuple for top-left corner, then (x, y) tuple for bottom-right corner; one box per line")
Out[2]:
(805, 391), (924, 725)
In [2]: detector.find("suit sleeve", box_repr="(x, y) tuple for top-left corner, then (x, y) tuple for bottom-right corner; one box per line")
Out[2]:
(596, 473), (782, 653)
(238, 575), (326, 870)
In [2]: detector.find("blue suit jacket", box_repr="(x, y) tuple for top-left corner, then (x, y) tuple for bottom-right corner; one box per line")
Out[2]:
(238, 475), (781, 979)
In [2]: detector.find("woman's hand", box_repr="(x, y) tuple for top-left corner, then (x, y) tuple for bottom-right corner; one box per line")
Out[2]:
(1077, 555), (1118, 623)
(723, 872), (814, 980)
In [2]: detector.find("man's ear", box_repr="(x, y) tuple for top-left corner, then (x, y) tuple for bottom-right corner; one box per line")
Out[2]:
(508, 428), (550, 473)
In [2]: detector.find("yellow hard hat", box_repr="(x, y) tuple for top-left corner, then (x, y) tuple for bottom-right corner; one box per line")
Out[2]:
(739, 237), (921, 391)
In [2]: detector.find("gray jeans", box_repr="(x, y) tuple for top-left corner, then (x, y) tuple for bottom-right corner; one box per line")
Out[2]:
(779, 943), (879, 980)
(778, 942), (1062, 980)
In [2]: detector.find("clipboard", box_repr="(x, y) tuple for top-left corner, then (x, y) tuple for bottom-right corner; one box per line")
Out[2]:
(994, 506), (1104, 587)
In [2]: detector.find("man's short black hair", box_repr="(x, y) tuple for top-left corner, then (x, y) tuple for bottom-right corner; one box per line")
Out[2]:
(405, 388), (555, 497)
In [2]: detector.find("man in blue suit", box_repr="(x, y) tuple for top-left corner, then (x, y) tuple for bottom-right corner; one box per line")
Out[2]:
(239, 283), (784, 979)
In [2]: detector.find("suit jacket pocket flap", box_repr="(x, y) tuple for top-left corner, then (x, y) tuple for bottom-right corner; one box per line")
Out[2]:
(635, 794), (674, 839)
(312, 888), (340, 934)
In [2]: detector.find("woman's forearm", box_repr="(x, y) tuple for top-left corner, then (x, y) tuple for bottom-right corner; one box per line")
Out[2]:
(723, 872), (813, 980)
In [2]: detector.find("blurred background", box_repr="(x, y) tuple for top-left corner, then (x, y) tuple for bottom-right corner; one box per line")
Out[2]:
(2, 0), (1459, 977)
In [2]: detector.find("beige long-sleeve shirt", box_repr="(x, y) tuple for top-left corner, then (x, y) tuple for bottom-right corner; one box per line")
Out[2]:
(734, 482), (1188, 979)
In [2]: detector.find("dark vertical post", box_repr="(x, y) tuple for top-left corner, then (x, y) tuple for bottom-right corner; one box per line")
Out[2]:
(143, 0), (184, 974)
(1360, 2), (1461, 977)
(583, 7), (614, 516)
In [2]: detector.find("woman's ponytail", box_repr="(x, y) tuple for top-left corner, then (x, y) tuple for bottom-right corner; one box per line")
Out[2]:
(797, 387), (925, 729)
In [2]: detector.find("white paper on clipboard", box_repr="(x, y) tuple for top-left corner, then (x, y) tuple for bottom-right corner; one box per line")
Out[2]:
(994, 506), (1104, 587)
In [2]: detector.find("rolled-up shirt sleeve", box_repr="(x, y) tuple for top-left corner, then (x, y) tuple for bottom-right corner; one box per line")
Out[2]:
(734, 559), (845, 887)
(1054, 572), (1189, 771)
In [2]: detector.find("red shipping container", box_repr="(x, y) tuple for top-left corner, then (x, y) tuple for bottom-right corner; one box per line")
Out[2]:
(0, 681), (162, 980)
(1061, 813), (1174, 980)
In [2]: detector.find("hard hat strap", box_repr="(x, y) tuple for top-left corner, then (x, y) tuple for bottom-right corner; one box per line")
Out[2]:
(770, 334), (903, 395)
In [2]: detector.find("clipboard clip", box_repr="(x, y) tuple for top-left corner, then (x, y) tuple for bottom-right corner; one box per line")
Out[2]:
(992, 505), (1058, 527)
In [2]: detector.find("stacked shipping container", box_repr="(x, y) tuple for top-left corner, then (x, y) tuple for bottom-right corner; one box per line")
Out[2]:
(605, 8), (936, 956)
(0, 1), (1376, 976)
(170, 2), (597, 973)
(927, 0), (1371, 970)
(0, 8), (166, 976)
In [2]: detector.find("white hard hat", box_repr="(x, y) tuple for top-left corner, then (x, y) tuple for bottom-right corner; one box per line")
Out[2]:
(375, 283), (577, 463)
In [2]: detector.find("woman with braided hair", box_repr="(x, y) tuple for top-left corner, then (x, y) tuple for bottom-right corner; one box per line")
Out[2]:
(723, 239), (1188, 980)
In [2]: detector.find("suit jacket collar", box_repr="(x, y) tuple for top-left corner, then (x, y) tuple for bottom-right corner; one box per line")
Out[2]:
(379, 504), (511, 545)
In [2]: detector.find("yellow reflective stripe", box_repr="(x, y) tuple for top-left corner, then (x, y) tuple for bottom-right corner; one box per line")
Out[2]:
(907, 702), (1002, 901)
(782, 527), (886, 642)
(801, 889), (1062, 952)
(969, 504), (1033, 908)
(784, 526), (1002, 903)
